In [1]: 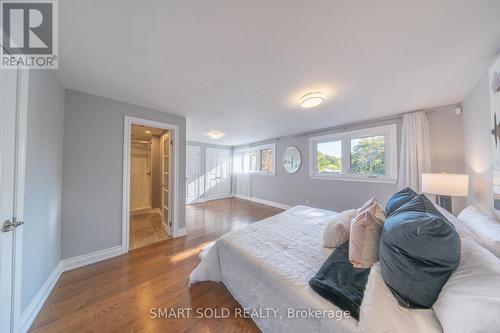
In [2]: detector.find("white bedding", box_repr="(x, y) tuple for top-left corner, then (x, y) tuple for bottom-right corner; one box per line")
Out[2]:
(189, 205), (443, 333)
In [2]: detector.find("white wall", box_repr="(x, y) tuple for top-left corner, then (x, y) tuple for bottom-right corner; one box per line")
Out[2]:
(61, 90), (186, 259)
(463, 73), (495, 217)
(21, 70), (65, 311)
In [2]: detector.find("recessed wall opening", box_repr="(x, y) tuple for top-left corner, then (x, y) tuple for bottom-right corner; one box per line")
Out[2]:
(129, 124), (172, 249)
(122, 116), (179, 253)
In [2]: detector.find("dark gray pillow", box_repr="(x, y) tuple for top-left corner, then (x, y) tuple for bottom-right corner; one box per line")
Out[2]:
(384, 187), (418, 216)
(379, 194), (460, 308)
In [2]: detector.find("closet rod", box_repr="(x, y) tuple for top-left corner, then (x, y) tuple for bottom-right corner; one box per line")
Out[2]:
(131, 140), (151, 144)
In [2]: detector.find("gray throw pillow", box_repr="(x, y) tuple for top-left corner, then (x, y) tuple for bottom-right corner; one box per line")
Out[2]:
(379, 194), (460, 308)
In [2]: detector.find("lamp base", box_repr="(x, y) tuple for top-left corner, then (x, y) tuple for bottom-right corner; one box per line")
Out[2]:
(436, 195), (452, 213)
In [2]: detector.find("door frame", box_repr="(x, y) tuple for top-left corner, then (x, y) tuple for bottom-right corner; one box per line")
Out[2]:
(122, 116), (180, 253)
(11, 69), (29, 333)
(160, 132), (171, 235)
(205, 147), (232, 201)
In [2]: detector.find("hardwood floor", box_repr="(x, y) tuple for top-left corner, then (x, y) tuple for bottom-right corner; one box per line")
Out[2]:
(30, 198), (283, 333)
(129, 212), (169, 250)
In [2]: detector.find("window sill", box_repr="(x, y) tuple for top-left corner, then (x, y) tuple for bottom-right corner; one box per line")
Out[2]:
(309, 175), (397, 184)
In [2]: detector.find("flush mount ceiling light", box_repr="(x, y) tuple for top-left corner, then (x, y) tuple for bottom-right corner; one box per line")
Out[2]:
(145, 130), (152, 134)
(207, 130), (224, 139)
(299, 92), (325, 109)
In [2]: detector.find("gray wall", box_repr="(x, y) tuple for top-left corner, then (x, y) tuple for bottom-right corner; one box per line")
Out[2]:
(22, 70), (65, 311)
(427, 105), (466, 215)
(238, 119), (401, 211)
(463, 73), (495, 217)
(62, 90), (186, 259)
(236, 107), (464, 213)
(186, 141), (232, 202)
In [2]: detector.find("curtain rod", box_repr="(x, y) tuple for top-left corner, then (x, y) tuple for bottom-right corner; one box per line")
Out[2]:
(294, 110), (436, 138)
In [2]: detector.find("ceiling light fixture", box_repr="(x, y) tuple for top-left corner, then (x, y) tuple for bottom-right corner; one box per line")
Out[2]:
(207, 130), (224, 139)
(299, 92), (325, 109)
(145, 130), (152, 134)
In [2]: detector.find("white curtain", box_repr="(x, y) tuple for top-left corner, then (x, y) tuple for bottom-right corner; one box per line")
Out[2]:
(232, 151), (251, 198)
(398, 111), (431, 191)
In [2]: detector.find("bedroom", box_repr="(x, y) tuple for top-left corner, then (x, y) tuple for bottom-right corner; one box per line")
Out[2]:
(1, 1), (500, 332)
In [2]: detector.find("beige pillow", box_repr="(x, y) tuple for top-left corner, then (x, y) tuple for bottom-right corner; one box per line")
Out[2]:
(357, 197), (376, 215)
(349, 203), (386, 268)
(323, 209), (356, 248)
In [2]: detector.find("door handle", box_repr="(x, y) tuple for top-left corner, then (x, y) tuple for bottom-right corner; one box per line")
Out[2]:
(2, 218), (24, 233)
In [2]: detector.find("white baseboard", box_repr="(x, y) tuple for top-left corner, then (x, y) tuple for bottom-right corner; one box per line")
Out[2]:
(233, 195), (291, 210)
(150, 208), (162, 215)
(205, 194), (233, 202)
(161, 222), (169, 235)
(61, 246), (123, 272)
(174, 227), (186, 238)
(20, 262), (62, 333)
(130, 207), (152, 216)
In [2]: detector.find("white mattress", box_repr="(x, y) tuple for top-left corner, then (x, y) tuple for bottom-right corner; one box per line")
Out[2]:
(190, 206), (357, 333)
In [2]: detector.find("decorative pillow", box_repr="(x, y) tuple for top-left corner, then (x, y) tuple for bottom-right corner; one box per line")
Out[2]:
(458, 206), (500, 257)
(323, 209), (356, 248)
(349, 202), (386, 268)
(309, 242), (371, 320)
(384, 187), (418, 216)
(379, 194), (461, 308)
(357, 197), (376, 215)
(433, 238), (500, 333)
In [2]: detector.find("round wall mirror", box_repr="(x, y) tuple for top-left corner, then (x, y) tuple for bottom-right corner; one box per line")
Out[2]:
(283, 146), (301, 174)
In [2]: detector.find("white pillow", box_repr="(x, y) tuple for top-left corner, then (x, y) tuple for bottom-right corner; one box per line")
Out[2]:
(358, 263), (442, 333)
(433, 238), (500, 333)
(323, 209), (356, 248)
(434, 205), (477, 241)
(458, 206), (500, 257)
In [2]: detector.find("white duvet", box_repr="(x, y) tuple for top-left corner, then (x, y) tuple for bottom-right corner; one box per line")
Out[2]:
(189, 206), (442, 333)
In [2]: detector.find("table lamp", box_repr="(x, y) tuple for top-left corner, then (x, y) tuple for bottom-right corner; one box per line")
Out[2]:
(421, 173), (469, 213)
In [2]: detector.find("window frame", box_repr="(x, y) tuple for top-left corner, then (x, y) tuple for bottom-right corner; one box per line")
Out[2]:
(309, 124), (397, 183)
(234, 143), (276, 176)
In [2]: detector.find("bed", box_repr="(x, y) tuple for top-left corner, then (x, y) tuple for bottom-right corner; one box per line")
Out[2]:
(189, 205), (442, 333)
(190, 206), (356, 332)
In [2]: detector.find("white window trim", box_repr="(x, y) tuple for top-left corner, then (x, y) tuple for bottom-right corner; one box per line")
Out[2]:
(234, 143), (276, 176)
(309, 124), (397, 183)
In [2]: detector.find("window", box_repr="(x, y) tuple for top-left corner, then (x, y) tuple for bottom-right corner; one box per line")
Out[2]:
(234, 143), (275, 175)
(260, 148), (273, 173)
(350, 135), (385, 176)
(309, 124), (397, 183)
(317, 140), (342, 174)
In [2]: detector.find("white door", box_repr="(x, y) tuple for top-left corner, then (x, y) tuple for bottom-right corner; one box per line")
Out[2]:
(186, 145), (201, 204)
(0, 70), (20, 333)
(161, 132), (171, 235)
(205, 148), (231, 200)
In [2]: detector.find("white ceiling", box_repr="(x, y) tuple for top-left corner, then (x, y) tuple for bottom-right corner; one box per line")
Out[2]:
(57, 0), (500, 146)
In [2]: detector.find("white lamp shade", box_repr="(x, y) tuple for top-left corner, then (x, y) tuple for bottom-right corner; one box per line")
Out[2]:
(421, 173), (469, 197)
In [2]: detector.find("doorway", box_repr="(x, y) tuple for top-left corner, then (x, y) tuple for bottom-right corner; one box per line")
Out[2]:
(129, 125), (170, 249)
(122, 117), (179, 253)
(205, 148), (231, 201)
(0, 69), (29, 333)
